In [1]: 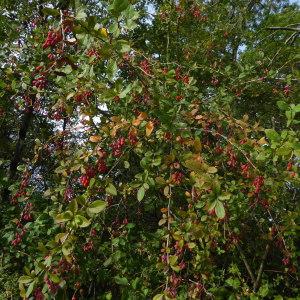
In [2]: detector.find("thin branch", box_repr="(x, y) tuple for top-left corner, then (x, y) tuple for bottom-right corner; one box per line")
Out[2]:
(236, 244), (256, 284)
(253, 243), (271, 292)
(266, 26), (300, 33)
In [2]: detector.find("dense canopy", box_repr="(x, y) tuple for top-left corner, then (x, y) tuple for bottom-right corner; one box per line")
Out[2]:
(0, 0), (299, 299)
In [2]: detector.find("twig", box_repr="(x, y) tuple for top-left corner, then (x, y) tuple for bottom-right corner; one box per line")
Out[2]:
(266, 26), (300, 33)
(253, 243), (270, 292)
(236, 244), (256, 284)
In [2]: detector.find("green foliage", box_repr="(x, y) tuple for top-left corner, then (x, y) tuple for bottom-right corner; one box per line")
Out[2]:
(0, 0), (299, 299)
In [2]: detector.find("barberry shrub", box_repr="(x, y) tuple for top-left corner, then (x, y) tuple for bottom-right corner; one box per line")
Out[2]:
(0, 0), (299, 299)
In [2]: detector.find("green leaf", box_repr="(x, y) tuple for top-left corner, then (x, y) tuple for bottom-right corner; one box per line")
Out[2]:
(106, 183), (117, 196)
(55, 211), (73, 223)
(42, 8), (60, 16)
(116, 40), (131, 53)
(19, 276), (33, 284)
(49, 273), (60, 284)
(87, 200), (107, 214)
(277, 100), (289, 111)
(107, 60), (118, 80)
(26, 281), (35, 298)
(74, 215), (91, 228)
(68, 199), (78, 213)
(114, 276), (128, 285)
(137, 186), (145, 202)
(119, 83), (132, 98)
(265, 129), (281, 143)
(109, 0), (129, 15)
(153, 294), (164, 300)
(76, 10), (87, 20)
(215, 201), (225, 219)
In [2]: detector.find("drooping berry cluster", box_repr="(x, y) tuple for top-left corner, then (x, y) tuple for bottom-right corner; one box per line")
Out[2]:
(79, 166), (96, 188)
(79, 175), (90, 188)
(284, 85), (291, 96)
(111, 137), (126, 157)
(140, 59), (151, 75)
(75, 90), (92, 104)
(11, 228), (26, 246)
(64, 186), (74, 202)
(240, 163), (250, 178)
(42, 30), (63, 49)
(44, 276), (59, 294)
(253, 175), (264, 194)
(171, 171), (184, 184)
(33, 287), (44, 300)
(86, 48), (100, 59)
(175, 67), (190, 84)
(49, 107), (66, 121)
(128, 130), (138, 145)
(227, 148), (237, 168)
(97, 159), (108, 174)
(32, 76), (47, 89)
(21, 202), (33, 222)
(11, 171), (30, 204)
(83, 240), (93, 252)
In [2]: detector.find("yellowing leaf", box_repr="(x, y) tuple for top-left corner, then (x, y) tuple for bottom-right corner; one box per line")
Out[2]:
(89, 135), (101, 143)
(100, 28), (108, 37)
(158, 218), (166, 226)
(194, 138), (202, 153)
(146, 121), (154, 136)
(257, 137), (268, 145)
(207, 166), (218, 174)
(132, 112), (147, 126)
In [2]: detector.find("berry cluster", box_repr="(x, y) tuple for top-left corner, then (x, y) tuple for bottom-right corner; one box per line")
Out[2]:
(211, 77), (219, 86)
(42, 30), (63, 49)
(287, 161), (293, 171)
(182, 75), (190, 84)
(128, 130), (138, 145)
(140, 59), (151, 75)
(21, 202), (33, 222)
(11, 228), (26, 246)
(11, 171), (30, 204)
(75, 90), (92, 104)
(227, 149), (237, 168)
(49, 107), (66, 121)
(86, 48), (100, 59)
(176, 95), (183, 101)
(83, 240), (93, 252)
(80, 175), (90, 188)
(34, 287), (44, 300)
(97, 159), (108, 174)
(175, 67), (181, 81)
(175, 67), (190, 84)
(90, 228), (97, 236)
(79, 166), (96, 188)
(47, 53), (56, 60)
(32, 76), (47, 89)
(191, 6), (201, 18)
(44, 276), (59, 294)
(171, 171), (184, 184)
(111, 137), (126, 157)
(64, 186), (74, 202)
(253, 175), (264, 194)
(215, 144), (223, 154)
(284, 85), (291, 96)
(240, 163), (250, 178)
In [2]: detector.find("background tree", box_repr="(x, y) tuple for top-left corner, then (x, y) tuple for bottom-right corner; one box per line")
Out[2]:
(0, 0), (299, 299)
